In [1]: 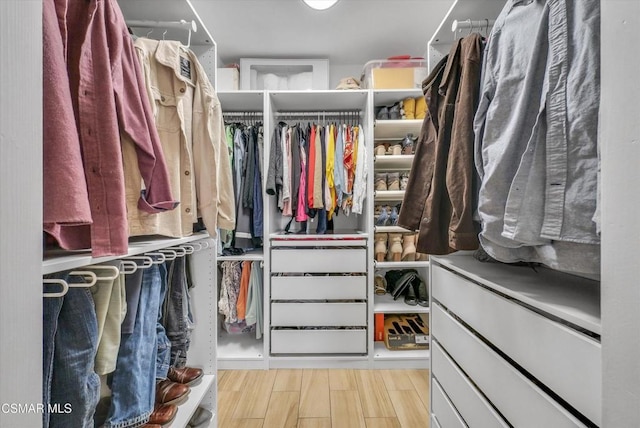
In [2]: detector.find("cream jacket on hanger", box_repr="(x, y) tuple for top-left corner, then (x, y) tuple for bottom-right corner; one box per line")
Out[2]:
(123, 38), (235, 239)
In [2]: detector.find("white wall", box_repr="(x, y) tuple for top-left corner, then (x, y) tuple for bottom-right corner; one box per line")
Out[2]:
(0, 0), (43, 426)
(601, 1), (640, 426)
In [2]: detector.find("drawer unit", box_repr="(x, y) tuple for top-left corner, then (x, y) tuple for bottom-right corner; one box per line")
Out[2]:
(431, 265), (601, 425)
(271, 248), (367, 273)
(432, 377), (468, 428)
(432, 340), (509, 428)
(271, 328), (367, 354)
(271, 302), (367, 327)
(432, 303), (587, 428)
(271, 275), (367, 300)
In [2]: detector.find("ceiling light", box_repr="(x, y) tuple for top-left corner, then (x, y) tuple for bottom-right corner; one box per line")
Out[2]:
(302, 0), (339, 11)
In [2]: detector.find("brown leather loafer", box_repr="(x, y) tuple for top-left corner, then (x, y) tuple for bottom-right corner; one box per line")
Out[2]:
(148, 403), (177, 426)
(155, 379), (190, 405)
(141, 424), (163, 428)
(168, 366), (204, 386)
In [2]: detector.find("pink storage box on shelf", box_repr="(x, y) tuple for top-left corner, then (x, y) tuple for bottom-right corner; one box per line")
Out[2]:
(362, 56), (427, 90)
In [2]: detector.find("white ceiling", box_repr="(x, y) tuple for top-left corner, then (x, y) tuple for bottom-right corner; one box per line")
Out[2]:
(191, 0), (453, 66)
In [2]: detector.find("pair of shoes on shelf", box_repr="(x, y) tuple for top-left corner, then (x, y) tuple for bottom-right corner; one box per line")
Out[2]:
(168, 366), (204, 386)
(404, 275), (429, 307)
(375, 172), (401, 191)
(401, 133), (416, 155)
(187, 406), (214, 428)
(375, 205), (399, 227)
(401, 97), (427, 120)
(156, 379), (190, 406)
(147, 403), (177, 427)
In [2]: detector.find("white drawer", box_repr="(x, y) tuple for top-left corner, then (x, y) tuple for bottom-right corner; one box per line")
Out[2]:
(432, 377), (468, 428)
(271, 275), (366, 300)
(431, 266), (601, 425)
(431, 303), (587, 428)
(432, 340), (509, 428)
(271, 329), (367, 354)
(271, 302), (367, 327)
(271, 248), (367, 273)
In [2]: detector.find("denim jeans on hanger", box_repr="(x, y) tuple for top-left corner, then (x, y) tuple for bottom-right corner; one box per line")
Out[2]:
(164, 256), (193, 368)
(43, 272), (100, 428)
(156, 261), (171, 379)
(104, 264), (162, 428)
(316, 208), (328, 234)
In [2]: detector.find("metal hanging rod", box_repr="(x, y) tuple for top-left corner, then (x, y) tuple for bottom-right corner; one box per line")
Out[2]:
(127, 19), (197, 32)
(452, 19), (495, 33)
(275, 111), (360, 118)
(223, 112), (264, 116)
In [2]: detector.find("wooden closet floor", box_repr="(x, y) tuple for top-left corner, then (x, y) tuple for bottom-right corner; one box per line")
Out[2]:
(217, 369), (430, 428)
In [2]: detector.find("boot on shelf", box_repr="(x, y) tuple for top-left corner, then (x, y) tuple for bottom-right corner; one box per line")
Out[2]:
(374, 144), (387, 156)
(387, 233), (403, 261)
(387, 172), (400, 191)
(400, 172), (409, 190)
(414, 276), (429, 307)
(401, 233), (416, 261)
(387, 144), (402, 156)
(415, 96), (427, 119)
(374, 233), (388, 262)
(375, 172), (388, 191)
(376, 206), (390, 226)
(402, 97), (416, 120)
(415, 232), (429, 261)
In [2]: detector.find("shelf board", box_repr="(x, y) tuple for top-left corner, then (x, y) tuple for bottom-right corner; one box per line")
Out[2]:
(373, 154), (414, 170)
(119, 0), (215, 46)
(218, 331), (265, 360)
(171, 374), (216, 428)
(374, 225), (416, 233)
(374, 190), (406, 201)
(42, 233), (211, 275)
(431, 253), (601, 335)
(218, 249), (264, 262)
(373, 342), (430, 361)
(374, 293), (430, 314)
(374, 119), (422, 140)
(218, 90), (264, 112)
(270, 90), (368, 112)
(375, 260), (430, 269)
(373, 89), (423, 106)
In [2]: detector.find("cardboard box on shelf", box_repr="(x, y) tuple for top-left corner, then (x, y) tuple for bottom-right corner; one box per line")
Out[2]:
(384, 313), (429, 350)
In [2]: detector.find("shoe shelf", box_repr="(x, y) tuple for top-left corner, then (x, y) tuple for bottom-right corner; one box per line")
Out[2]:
(374, 119), (423, 140)
(375, 260), (430, 269)
(374, 190), (406, 201)
(373, 342), (430, 364)
(373, 154), (414, 170)
(373, 89), (423, 106)
(172, 374), (216, 428)
(218, 248), (265, 262)
(374, 293), (430, 314)
(374, 225), (415, 233)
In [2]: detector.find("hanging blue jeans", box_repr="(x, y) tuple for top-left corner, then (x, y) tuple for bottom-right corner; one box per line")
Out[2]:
(163, 256), (193, 368)
(156, 261), (171, 379)
(104, 264), (161, 428)
(43, 272), (100, 428)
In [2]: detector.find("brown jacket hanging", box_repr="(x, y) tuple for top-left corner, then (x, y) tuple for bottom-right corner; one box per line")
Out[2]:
(398, 33), (483, 255)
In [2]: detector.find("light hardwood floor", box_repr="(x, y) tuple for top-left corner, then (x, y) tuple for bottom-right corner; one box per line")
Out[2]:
(217, 369), (429, 428)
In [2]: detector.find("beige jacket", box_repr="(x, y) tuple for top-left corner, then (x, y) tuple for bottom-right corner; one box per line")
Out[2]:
(123, 38), (235, 238)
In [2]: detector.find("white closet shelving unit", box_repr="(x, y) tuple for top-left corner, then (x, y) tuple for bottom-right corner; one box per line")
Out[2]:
(0, 1), (220, 426)
(371, 88), (430, 369)
(265, 89), (373, 369)
(216, 90), (268, 370)
(423, 1), (640, 427)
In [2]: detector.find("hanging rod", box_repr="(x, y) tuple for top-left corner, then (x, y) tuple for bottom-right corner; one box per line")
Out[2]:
(126, 19), (197, 32)
(223, 112), (264, 116)
(275, 111), (360, 117)
(452, 19), (495, 32)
